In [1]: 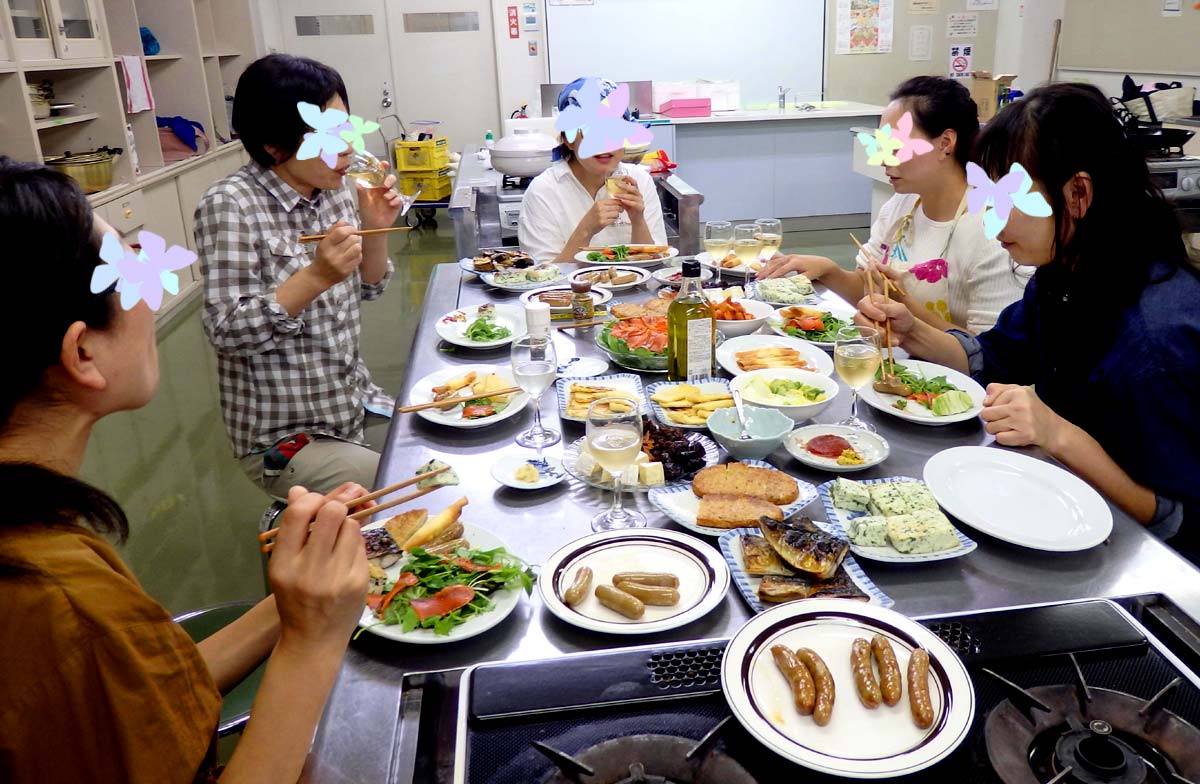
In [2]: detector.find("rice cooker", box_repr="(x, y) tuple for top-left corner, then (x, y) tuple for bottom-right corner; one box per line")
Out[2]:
(489, 129), (557, 178)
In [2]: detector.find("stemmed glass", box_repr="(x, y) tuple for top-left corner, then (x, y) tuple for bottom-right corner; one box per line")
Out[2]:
(511, 335), (561, 454)
(585, 398), (646, 531)
(834, 325), (882, 432)
(703, 221), (733, 265)
(755, 218), (782, 263)
(733, 224), (763, 271)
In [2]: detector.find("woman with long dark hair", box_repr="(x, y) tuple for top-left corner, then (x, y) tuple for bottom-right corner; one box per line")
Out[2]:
(859, 83), (1200, 557)
(0, 158), (370, 782)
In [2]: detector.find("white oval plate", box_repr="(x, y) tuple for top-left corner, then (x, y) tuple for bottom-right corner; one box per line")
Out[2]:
(555, 373), (645, 423)
(490, 455), (565, 490)
(857, 359), (985, 426)
(817, 476), (978, 563)
(651, 265), (715, 288)
(647, 459), (818, 537)
(457, 255), (537, 274)
(434, 303), (525, 349)
(722, 599), (975, 779)
(407, 364), (530, 429)
(745, 277), (819, 307)
(716, 334), (835, 378)
(924, 446), (1113, 552)
(768, 301), (859, 350)
(479, 267), (567, 292)
(644, 377), (731, 430)
(519, 284), (613, 313)
(358, 523), (524, 644)
(786, 425), (890, 473)
(569, 265), (651, 292)
(574, 246), (679, 265)
(696, 250), (772, 278)
(717, 527), (894, 612)
(561, 433), (720, 492)
(538, 528), (730, 635)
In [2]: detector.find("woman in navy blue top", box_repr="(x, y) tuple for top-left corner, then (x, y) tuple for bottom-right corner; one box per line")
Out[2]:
(859, 83), (1200, 561)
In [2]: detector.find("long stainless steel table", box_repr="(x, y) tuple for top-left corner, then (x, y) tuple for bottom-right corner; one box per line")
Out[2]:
(302, 263), (1200, 783)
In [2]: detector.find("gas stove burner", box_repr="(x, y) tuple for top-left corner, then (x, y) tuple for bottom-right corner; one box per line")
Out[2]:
(534, 717), (757, 784)
(983, 654), (1200, 784)
(501, 174), (533, 190)
(1146, 148), (1187, 161)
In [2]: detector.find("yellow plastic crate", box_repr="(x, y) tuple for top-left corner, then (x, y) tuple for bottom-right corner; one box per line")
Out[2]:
(399, 167), (453, 201)
(393, 136), (450, 171)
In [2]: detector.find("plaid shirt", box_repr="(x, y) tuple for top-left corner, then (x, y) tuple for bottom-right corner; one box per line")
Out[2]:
(194, 161), (394, 457)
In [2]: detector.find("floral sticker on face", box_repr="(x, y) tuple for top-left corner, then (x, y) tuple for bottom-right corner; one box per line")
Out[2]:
(295, 101), (353, 168)
(554, 78), (652, 160)
(890, 112), (934, 163)
(857, 112), (933, 167)
(338, 114), (380, 154)
(90, 230), (197, 311)
(967, 161), (1053, 240)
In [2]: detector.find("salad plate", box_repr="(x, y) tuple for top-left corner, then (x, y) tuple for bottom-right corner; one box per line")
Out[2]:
(857, 359), (985, 426)
(406, 364), (530, 429)
(644, 377), (732, 430)
(434, 303), (524, 349)
(574, 245), (678, 265)
(768, 302), (858, 349)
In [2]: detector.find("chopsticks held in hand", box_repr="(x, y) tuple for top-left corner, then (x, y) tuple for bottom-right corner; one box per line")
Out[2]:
(849, 233), (908, 298)
(865, 269), (898, 374)
(299, 226), (413, 244)
(394, 387), (523, 414)
(557, 319), (609, 331)
(257, 464), (451, 553)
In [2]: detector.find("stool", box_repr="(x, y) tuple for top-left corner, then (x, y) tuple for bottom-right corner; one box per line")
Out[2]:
(174, 600), (264, 737)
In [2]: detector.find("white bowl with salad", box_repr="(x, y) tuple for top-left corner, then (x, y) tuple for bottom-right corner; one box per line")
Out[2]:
(857, 359), (985, 426)
(435, 303), (525, 349)
(729, 368), (840, 423)
(768, 302), (858, 349)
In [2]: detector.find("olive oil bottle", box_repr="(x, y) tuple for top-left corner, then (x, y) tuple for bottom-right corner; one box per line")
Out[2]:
(667, 260), (715, 381)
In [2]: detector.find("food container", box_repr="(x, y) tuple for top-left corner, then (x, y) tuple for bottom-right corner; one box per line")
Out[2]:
(595, 324), (725, 374)
(729, 368), (839, 423)
(712, 298), (775, 338)
(44, 147), (123, 194)
(659, 98), (711, 118)
(490, 129), (557, 177)
(398, 167), (452, 201)
(706, 405), (793, 460)
(26, 83), (51, 120)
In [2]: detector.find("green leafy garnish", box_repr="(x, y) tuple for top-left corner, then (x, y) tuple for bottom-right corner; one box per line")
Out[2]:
(464, 315), (512, 342)
(781, 312), (854, 343)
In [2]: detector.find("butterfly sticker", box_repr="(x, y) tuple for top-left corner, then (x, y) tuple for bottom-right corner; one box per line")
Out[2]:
(891, 112), (935, 163)
(555, 78), (653, 160)
(966, 161), (1053, 240)
(856, 124), (904, 167)
(90, 230), (197, 311)
(295, 101), (352, 168)
(339, 114), (380, 155)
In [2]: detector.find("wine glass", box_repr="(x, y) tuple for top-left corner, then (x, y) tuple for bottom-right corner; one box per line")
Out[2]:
(703, 220), (733, 265)
(585, 399), (647, 531)
(834, 325), (882, 432)
(511, 335), (561, 453)
(755, 218), (782, 263)
(732, 224), (763, 271)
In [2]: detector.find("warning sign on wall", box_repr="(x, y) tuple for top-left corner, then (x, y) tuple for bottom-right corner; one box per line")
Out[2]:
(948, 44), (973, 79)
(507, 5), (520, 38)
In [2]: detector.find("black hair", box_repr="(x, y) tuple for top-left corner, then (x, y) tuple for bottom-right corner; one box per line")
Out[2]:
(233, 53), (350, 168)
(890, 76), (980, 168)
(0, 158), (129, 547)
(974, 83), (1188, 302)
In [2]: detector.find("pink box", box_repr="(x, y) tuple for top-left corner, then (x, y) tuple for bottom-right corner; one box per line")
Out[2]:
(659, 98), (711, 118)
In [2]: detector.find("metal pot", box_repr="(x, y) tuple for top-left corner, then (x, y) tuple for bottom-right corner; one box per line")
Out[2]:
(26, 83), (51, 120)
(490, 129), (556, 177)
(45, 147), (123, 194)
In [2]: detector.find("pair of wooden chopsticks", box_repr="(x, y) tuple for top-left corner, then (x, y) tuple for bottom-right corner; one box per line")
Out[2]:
(257, 464), (451, 553)
(864, 268), (899, 374)
(299, 226), (413, 244)
(557, 319), (609, 331)
(849, 233), (909, 298)
(394, 386), (523, 414)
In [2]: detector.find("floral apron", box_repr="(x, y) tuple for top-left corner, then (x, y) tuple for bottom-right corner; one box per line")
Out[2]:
(878, 194), (967, 323)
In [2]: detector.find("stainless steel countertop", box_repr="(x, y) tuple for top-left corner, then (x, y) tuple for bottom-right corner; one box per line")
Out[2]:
(301, 264), (1200, 783)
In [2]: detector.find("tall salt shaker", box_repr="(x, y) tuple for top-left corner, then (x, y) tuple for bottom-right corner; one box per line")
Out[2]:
(524, 300), (552, 361)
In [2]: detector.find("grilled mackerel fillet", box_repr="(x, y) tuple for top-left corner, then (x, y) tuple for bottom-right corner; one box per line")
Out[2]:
(757, 516), (848, 580)
(740, 534), (796, 576)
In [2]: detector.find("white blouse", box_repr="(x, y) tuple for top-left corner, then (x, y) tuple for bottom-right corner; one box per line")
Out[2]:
(518, 160), (667, 263)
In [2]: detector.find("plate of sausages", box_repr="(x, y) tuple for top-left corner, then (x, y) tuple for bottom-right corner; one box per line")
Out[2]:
(721, 599), (974, 778)
(538, 529), (730, 635)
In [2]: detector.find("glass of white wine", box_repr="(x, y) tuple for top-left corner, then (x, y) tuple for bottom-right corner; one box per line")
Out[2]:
(344, 151), (389, 188)
(732, 224), (764, 270)
(834, 325), (882, 432)
(703, 221), (733, 266)
(511, 335), (561, 454)
(585, 399), (647, 531)
(755, 218), (783, 262)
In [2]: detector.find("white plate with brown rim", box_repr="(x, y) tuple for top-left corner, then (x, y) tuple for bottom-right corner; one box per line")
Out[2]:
(721, 599), (975, 778)
(538, 528), (730, 635)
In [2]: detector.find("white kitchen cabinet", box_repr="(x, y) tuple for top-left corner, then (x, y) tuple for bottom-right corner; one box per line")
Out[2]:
(8, 0), (106, 60)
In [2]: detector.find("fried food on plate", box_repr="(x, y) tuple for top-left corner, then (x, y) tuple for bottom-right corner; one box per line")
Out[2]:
(650, 383), (734, 425)
(692, 462), (800, 505)
(567, 383), (638, 418)
(734, 347), (811, 372)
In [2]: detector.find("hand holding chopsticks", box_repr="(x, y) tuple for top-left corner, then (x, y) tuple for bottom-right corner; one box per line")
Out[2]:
(849, 233), (909, 298)
(394, 387), (522, 414)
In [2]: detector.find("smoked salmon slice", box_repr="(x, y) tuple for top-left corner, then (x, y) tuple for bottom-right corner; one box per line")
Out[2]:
(453, 557), (502, 572)
(410, 585), (476, 621)
(611, 317), (667, 353)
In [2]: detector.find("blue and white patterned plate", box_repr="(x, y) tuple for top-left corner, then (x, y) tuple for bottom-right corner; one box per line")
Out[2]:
(648, 459), (818, 537)
(490, 455), (565, 490)
(644, 377), (731, 430)
(556, 373), (645, 423)
(817, 476), (978, 563)
(717, 527), (893, 611)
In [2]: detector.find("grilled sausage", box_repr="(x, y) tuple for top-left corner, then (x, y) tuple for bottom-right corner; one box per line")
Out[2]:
(595, 584), (645, 619)
(850, 638), (882, 709)
(872, 634), (903, 707)
(613, 572), (679, 588)
(562, 567), (592, 607)
(613, 581), (679, 606)
(771, 645), (815, 715)
(908, 648), (934, 729)
(797, 648), (835, 726)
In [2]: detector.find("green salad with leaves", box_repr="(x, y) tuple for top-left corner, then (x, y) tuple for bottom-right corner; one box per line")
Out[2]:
(464, 315), (512, 342)
(875, 360), (973, 416)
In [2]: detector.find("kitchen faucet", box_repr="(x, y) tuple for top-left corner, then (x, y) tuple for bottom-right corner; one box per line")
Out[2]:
(778, 86), (792, 110)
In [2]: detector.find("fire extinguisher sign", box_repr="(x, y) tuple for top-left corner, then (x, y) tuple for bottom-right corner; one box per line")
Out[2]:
(507, 6), (520, 38)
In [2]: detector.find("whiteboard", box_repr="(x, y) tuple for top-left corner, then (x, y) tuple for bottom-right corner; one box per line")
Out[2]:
(545, 0), (825, 107)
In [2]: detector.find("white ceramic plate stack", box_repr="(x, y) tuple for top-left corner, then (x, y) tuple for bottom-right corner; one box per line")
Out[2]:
(648, 459), (819, 537)
(786, 424), (890, 473)
(923, 446), (1114, 551)
(856, 359), (986, 426)
(716, 334), (835, 377)
(768, 300), (859, 349)
(406, 364), (530, 429)
(817, 476), (978, 563)
(569, 265), (651, 292)
(717, 527), (894, 611)
(555, 373), (645, 423)
(538, 529), (730, 635)
(434, 304), (526, 349)
(574, 247), (679, 266)
(644, 377), (731, 430)
(722, 599), (975, 778)
(357, 523), (525, 644)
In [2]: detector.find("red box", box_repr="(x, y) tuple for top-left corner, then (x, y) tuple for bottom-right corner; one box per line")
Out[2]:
(658, 98), (711, 118)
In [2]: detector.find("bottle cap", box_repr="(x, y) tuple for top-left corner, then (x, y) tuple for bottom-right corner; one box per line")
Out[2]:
(682, 259), (701, 277)
(524, 301), (551, 335)
(571, 279), (591, 294)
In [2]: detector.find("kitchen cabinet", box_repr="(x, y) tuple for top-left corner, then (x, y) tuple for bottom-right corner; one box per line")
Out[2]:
(8, 0), (106, 60)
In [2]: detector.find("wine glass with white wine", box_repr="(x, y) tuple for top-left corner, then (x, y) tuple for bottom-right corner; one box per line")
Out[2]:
(511, 335), (561, 454)
(703, 221), (733, 266)
(834, 325), (882, 432)
(732, 224), (764, 271)
(755, 218), (783, 265)
(585, 399), (646, 531)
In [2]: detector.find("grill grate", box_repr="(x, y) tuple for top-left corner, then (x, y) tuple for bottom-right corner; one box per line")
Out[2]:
(926, 620), (983, 657)
(646, 645), (724, 690)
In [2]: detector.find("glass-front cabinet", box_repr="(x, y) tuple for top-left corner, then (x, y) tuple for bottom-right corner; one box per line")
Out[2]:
(7, 0), (106, 60)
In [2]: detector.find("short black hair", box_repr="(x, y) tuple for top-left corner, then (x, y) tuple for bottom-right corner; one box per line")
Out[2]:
(233, 54), (350, 168)
(890, 76), (979, 168)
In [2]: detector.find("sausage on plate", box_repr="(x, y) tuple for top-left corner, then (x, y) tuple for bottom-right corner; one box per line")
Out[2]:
(908, 648), (934, 729)
(872, 634), (903, 707)
(595, 584), (645, 619)
(562, 566), (592, 607)
(850, 638), (882, 709)
(614, 581), (679, 606)
(613, 572), (679, 588)
(771, 645), (815, 715)
(797, 648), (835, 726)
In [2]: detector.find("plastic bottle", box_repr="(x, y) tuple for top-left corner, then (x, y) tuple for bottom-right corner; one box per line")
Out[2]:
(484, 130), (495, 150)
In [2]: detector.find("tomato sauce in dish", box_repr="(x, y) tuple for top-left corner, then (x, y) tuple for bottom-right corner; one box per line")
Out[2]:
(806, 434), (853, 458)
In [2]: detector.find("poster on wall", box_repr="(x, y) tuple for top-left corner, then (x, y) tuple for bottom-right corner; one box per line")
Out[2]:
(907, 0), (937, 13)
(909, 25), (933, 61)
(948, 44), (973, 78)
(965, 0), (998, 9)
(946, 12), (979, 37)
(836, 0), (895, 54)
